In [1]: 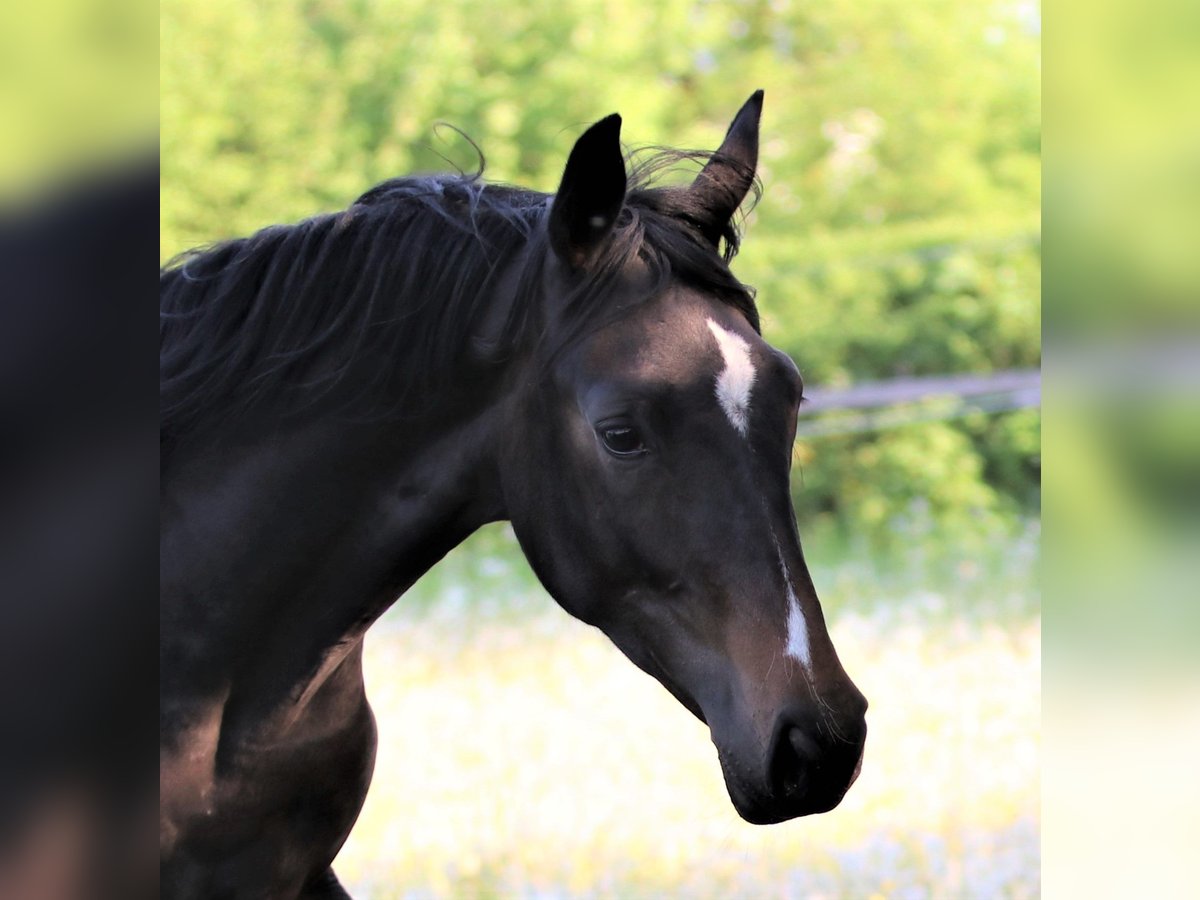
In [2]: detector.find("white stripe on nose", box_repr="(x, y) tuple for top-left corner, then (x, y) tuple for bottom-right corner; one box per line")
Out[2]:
(785, 581), (812, 667)
(778, 551), (812, 668)
(705, 318), (756, 437)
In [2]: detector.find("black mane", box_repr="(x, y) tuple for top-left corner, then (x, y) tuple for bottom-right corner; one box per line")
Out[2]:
(160, 153), (760, 452)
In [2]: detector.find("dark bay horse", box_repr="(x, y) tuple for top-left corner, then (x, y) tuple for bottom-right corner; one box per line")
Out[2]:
(160, 92), (867, 899)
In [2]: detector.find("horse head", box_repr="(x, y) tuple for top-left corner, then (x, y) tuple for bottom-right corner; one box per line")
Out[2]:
(497, 93), (867, 823)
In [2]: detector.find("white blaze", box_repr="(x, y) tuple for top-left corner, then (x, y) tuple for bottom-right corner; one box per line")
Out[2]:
(705, 318), (756, 437)
(778, 552), (813, 668)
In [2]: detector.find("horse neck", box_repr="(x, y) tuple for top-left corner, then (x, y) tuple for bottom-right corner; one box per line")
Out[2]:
(160, 390), (509, 732)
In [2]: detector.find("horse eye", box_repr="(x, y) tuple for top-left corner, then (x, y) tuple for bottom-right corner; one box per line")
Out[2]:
(599, 425), (646, 457)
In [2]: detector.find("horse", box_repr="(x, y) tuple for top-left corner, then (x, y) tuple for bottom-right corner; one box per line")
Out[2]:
(160, 91), (868, 899)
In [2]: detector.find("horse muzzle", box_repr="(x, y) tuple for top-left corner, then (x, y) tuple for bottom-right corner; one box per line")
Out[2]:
(716, 702), (868, 824)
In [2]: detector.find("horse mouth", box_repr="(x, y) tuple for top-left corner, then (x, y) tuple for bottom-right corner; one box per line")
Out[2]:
(849, 743), (865, 787)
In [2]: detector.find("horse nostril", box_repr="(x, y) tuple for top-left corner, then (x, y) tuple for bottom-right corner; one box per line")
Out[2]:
(788, 727), (820, 763)
(770, 726), (818, 798)
(760, 711), (868, 816)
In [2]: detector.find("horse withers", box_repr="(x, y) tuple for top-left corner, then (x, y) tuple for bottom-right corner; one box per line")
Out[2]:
(160, 91), (867, 898)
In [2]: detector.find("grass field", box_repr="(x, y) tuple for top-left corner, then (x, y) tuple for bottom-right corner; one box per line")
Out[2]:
(335, 522), (1040, 899)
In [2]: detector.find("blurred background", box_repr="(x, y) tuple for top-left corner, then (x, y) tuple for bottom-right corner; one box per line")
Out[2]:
(1042, 0), (1200, 896)
(160, 0), (1041, 897)
(1, 0), (155, 895)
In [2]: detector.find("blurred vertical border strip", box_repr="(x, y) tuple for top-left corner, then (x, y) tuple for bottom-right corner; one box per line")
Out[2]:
(0, 0), (157, 896)
(1044, 0), (1200, 894)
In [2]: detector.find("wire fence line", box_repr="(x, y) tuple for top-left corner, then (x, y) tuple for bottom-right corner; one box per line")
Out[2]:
(796, 368), (1040, 438)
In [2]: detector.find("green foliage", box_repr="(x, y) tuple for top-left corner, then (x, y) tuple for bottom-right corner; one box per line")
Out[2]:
(161, 0), (1040, 541)
(797, 422), (997, 534)
(749, 220), (1041, 535)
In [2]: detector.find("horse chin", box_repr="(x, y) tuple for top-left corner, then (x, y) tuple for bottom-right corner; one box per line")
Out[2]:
(722, 772), (853, 825)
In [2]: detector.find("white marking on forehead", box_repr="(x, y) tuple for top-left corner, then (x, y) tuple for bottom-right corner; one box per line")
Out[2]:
(705, 318), (757, 437)
(778, 551), (813, 668)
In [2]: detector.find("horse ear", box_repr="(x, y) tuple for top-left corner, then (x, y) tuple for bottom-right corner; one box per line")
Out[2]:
(691, 90), (763, 247)
(548, 113), (627, 270)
